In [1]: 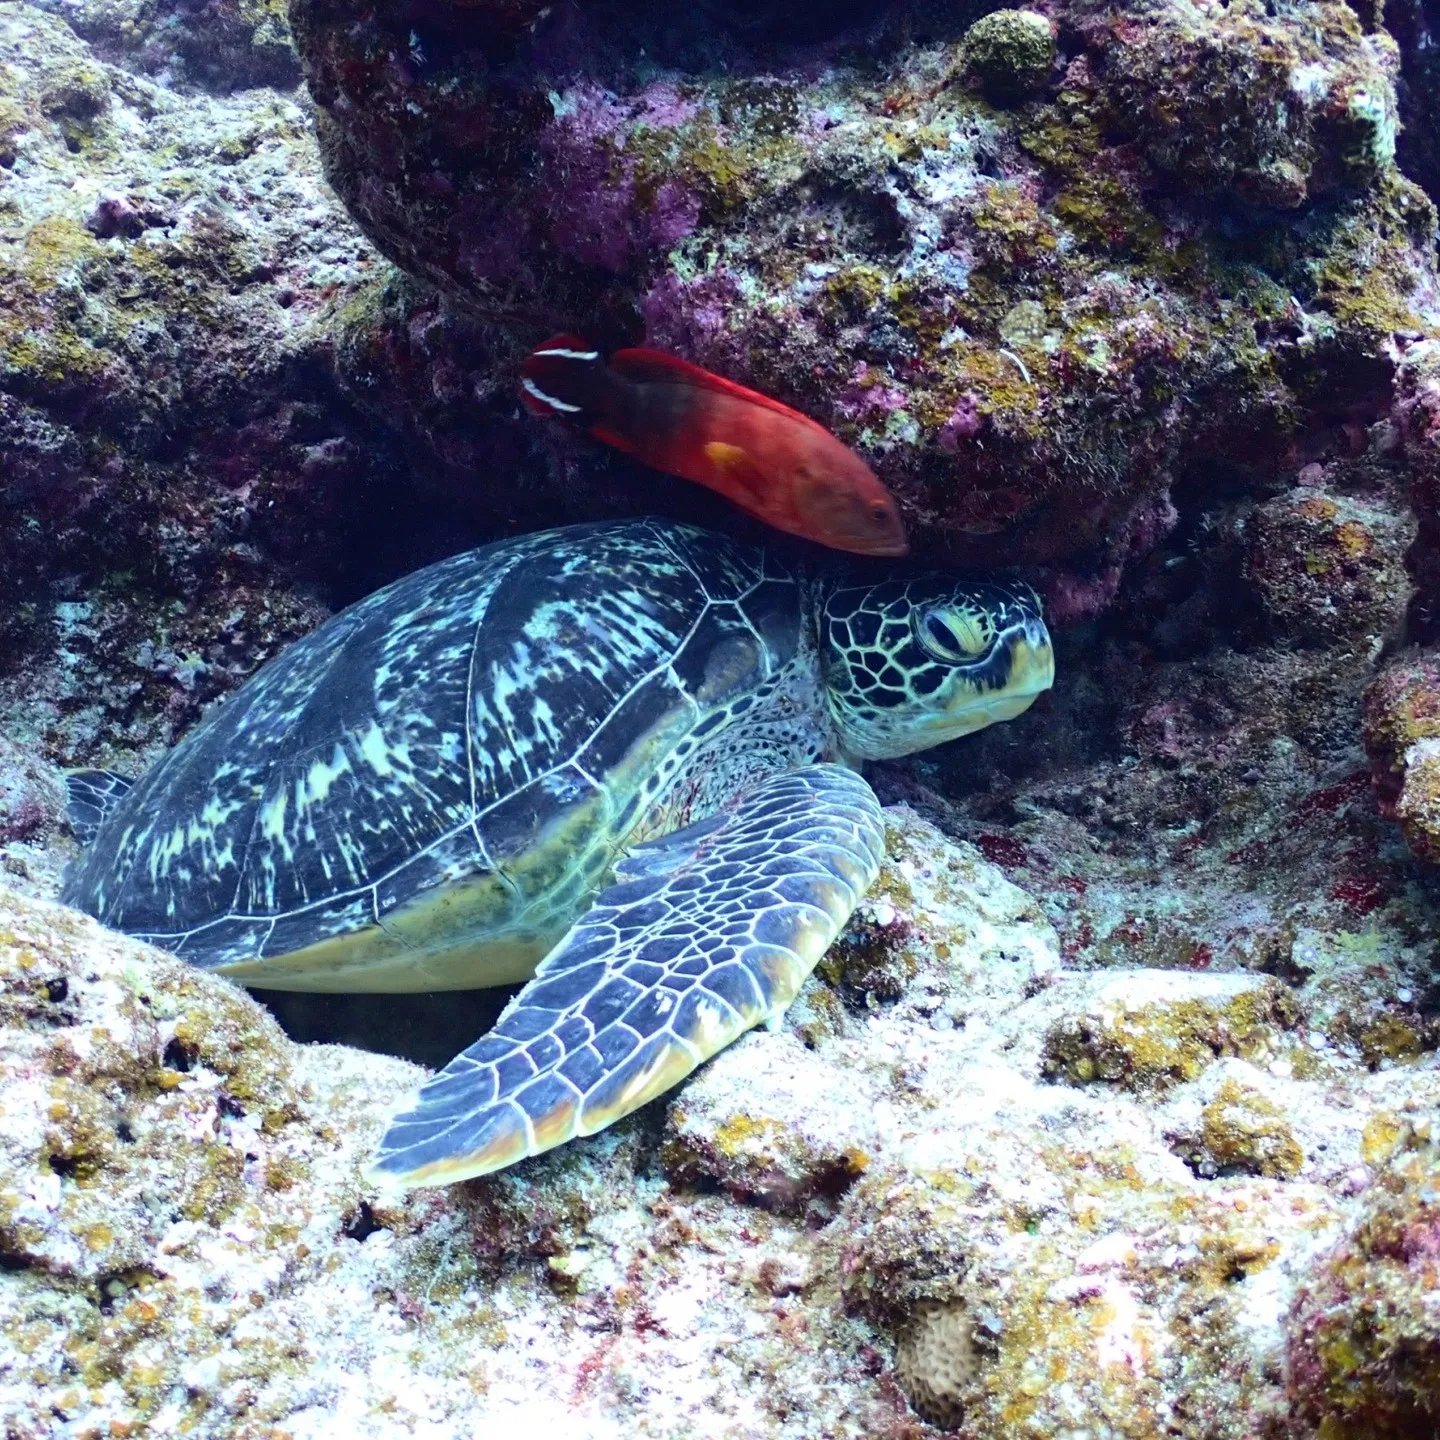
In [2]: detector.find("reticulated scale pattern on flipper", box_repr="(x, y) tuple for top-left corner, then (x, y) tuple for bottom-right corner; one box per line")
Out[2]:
(366, 764), (884, 1189)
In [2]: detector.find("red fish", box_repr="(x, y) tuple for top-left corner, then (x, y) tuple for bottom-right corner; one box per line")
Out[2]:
(520, 335), (908, 557)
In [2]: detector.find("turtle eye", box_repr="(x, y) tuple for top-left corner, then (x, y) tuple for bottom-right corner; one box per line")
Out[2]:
(916, 608), (987, 661)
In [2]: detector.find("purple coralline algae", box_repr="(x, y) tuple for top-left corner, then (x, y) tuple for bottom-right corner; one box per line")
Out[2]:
(288, 0), (1439, 586)
(1, 0), (1440, 1429)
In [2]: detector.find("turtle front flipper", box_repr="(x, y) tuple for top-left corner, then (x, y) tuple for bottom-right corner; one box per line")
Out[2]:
(366, 764), (885, 1191)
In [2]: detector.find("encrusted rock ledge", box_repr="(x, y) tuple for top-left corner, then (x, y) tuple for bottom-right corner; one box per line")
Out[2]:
(3, 806), (1438, 1437)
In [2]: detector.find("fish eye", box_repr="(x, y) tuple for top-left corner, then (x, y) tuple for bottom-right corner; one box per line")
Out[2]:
(915, 608), (987, 661)
(869, 500), (891, 522)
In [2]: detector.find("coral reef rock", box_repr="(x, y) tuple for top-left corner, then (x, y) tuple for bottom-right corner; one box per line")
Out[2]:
(0, 2), (421, 772)
(1404, 340), (1440, 636)
(893, 440), (1433, 982)
(1390, 0), (1440, 208)
(0, 0), (735, 781)
(1285, 1113), (1440, 1439)
(288, 0), (1440, 573)
(956, 9), (1056, 105)
(5, 800), (1440, 1436)
(661, 1032), (879, 1215)
(1363, 647), (1440, 863)
(29, 0), (299, 91)
(0, 733), (68, 900)
(3, 0), (1440, 1429)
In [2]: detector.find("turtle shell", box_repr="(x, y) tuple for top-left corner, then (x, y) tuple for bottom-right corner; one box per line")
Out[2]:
(62, 520), (803, 990)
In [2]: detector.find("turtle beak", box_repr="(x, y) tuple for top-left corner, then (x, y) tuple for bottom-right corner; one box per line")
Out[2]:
(940, 617), (1054, 733)
(1008, 617), (1055, 699)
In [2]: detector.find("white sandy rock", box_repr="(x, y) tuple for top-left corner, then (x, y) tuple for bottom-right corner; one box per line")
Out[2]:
(0, 733), (68, 899)
(4, 805), (1440, 1438)
(663, 1030), (882, 1212)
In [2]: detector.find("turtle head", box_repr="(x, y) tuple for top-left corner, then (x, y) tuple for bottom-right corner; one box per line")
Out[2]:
(819, 575), (1054, 760)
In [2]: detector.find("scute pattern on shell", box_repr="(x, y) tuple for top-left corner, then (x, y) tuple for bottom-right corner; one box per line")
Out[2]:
(60, 520), (785, 971)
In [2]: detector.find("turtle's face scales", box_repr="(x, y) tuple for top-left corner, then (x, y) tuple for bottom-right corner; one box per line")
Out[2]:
(820, 576), (1054, 760)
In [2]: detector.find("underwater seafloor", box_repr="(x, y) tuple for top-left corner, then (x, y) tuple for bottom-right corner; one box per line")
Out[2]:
(3, 0), (1440, 1433)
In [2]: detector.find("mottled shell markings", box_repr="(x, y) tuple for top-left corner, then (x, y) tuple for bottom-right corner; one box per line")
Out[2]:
(63, 517), (1055, 1187)
(62, 521), (808, 989)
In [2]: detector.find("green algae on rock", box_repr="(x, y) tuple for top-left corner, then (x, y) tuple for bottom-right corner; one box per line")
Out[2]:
(955, 9), (1056, 105)
(662, 1033), (877, 1216)
(7, 788), (1440, 1434)
(0, 3), (468, 775)
(1101, 0), (1402, 203)
(282, 0), (1440, 589)
(835, 1099), (1343, 1437)
(1363, 649), (1440, 865)
(1285, 1113), (1440, 1439)
(1040, 972), (1303, 1093)
(1179, 1076), (1306, 1180)
(0, 0), (1438, 1427)
(0, 889), (347, 1283)
(1240, 488), (1415, 650)
(0, 814), (1053, 1438)
(30, 0), (300, 90)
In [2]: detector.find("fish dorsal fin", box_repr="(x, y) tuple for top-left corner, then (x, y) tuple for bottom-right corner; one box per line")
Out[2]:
(530, 333), (601, 362)
(609, 347), (820, 428)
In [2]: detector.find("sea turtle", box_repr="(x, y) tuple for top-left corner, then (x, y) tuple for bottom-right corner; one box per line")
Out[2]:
(63, 519), (1053, 1189)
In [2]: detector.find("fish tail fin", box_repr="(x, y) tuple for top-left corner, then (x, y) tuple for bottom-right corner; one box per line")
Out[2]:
(520, 335), (619, 426)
